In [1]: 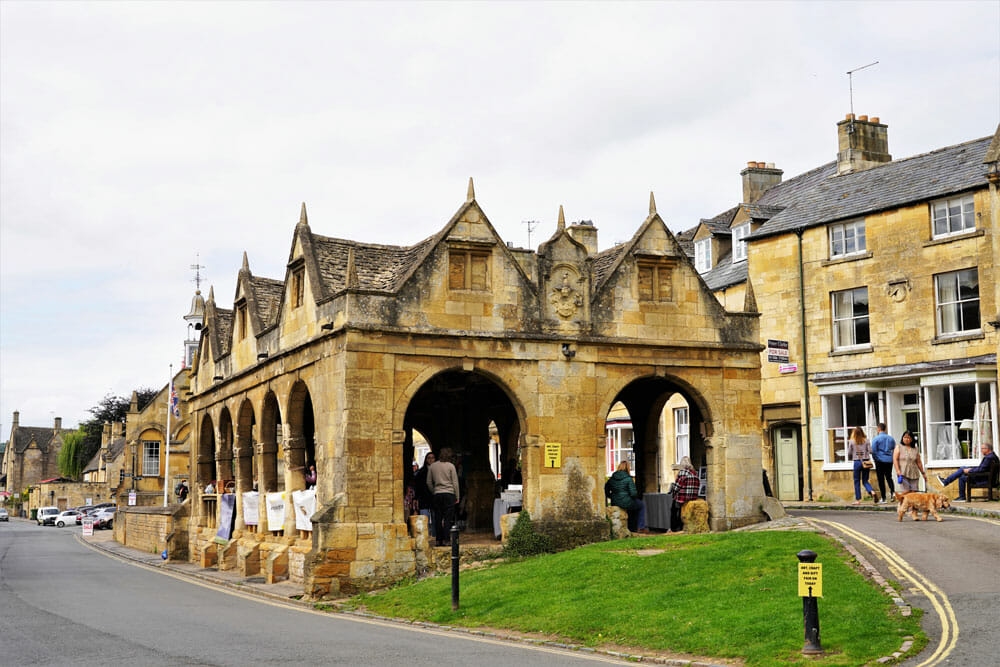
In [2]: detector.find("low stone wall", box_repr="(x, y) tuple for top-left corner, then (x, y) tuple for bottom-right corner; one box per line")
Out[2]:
(117, 502), (189, 558)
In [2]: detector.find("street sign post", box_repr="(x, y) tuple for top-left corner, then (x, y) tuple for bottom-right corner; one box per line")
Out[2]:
(796, 550), (823, 655)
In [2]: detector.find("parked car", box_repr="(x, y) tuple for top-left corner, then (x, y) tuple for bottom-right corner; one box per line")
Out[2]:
(77, 507), (103, 525)
(54, 510), (82, 527)
(93, 509), (115, 530)
(37, 506), (60, 525)
(0, 508), (9, 521)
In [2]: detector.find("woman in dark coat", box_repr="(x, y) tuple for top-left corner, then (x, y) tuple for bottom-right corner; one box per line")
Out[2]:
(604, 461), (648, 533)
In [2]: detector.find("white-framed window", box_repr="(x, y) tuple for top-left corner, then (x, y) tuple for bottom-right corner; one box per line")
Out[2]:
(732, 223), (750, 262)
(673, 407), (689, 461)
(932, 194), (975, 239)
(141, 440), (160, 476)
(694, 238), (711, 273)
(829, 219), (866, 258)
(924, 381), (994, 464)
(935, 268), (980, 335)
(831, 287), (870, 349)
(605, 421), (634, 477)
(822, 392), (880, 464)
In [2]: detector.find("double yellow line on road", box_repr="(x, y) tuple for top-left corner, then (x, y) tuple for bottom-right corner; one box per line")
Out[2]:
(810, 518), (958, 667)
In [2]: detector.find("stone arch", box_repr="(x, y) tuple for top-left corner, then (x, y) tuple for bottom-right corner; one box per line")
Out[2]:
(260, 390), (283, 494)
(285, 380), (316, 491)
(235, 398), (256, 494)
(136, 427), (165, 478)
(197, 413), (215, 485)
(217, 406), (234, 490)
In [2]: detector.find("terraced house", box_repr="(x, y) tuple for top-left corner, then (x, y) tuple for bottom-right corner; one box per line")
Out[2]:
(687, 116), (1000, 502)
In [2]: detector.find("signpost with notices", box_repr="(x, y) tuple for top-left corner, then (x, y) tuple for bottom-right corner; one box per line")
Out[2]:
(82, 517), (94, 536)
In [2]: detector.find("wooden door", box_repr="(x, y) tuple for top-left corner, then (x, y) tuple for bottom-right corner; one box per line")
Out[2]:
(775, 426), (800, 501)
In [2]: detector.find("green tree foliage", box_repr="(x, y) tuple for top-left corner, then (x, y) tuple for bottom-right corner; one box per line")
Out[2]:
(73, 389), (158, 476)
(57, 428), (87, 479)
(502, 510), (554, 558)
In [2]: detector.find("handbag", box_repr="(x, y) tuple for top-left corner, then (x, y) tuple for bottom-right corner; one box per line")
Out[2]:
(861, 458), (874, 469)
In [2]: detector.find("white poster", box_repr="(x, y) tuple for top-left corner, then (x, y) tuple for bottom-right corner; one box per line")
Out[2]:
(128, 491), (137, 506)
(265, 492), (285, 532)
(241, 491), (259, 526)
(292, 489), (316, 531)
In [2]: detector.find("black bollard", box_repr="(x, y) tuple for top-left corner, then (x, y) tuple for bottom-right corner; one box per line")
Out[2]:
(796, 549), (823, 654)
(451, 524), (460, 610)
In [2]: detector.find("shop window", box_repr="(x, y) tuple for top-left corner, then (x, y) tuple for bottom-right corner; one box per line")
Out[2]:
(448, 249), (490, 290)
(932, 194), (975, 238)
(829, 219), (866, 259)
(637, 259), (674, 302)
(831, 287), (870, 349)
(141, 440), (160, 476)
(924, 381), (994, 463)
(935, 268), (980, 335)
(823, 392), (879, 464)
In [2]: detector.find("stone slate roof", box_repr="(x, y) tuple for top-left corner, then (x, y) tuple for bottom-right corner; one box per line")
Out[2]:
(812, 353), (997, 384)
(13, 426), (57, 454)
(82, 436), (125, 473)
(702, 251), (747, 291)
(249, 276), (284, 329)
(312, 234), (437, 294)
(751, 137), (993, 240)
(215, 308), (233, 355)
(743, 204), (785, 220)
(700, 205), (739, 235)
(756, 162), (837, 208)
(592, 244), (628, 288)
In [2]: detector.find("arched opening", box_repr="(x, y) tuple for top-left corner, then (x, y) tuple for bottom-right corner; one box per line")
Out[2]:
(197, 414), (215, 485)
(404, 370), (521, 540)
(217, 407), (234, 492)
(236, 400), (256, 493)
(606, 377), (709, 497)
(286, 381), (316, 490)
(260, 392), (283, 493)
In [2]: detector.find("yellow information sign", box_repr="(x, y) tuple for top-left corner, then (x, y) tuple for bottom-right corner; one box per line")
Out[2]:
(798, 562), (823, 598)
(544, 442), (562, 468)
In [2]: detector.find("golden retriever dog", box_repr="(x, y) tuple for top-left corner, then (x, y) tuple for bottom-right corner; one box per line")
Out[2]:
(896, 492), (950, 522)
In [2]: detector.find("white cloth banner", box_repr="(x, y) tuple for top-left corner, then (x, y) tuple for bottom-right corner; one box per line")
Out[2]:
(266, 492), (285, 532)
(292, 489), (316, 531)
(242, 491), (259, 526)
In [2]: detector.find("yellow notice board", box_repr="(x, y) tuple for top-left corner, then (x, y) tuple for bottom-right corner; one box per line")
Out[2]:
(544, 443), (562, 468)
(798, 562), (823, 597)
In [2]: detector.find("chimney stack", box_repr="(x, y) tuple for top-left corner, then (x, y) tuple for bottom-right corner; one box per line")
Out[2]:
(740, 162), (783, 204)
(567, 220), (598, 255)
(112, 421), (123, 439)
(53, 417), (62, 431)
(12, 410), (19, 428)
(837, 114), (890, 175)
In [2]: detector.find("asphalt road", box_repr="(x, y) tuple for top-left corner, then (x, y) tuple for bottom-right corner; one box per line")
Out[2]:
(0, 519), (628, 666)
(789, 508), (1000, 667)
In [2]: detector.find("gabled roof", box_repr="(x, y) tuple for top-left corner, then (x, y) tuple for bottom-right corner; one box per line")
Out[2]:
(592, 244), (627, 288)
(751, 136), (992, 240)
(213, 307), (233, 357)
(248, 276), (284, 330)
(311, 234), (437, 294)
(13, 426), (57, 454)
(82, 436), (125, 473)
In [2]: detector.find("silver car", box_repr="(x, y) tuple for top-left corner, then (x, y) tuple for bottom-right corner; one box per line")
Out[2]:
(0, 508), (9, 521)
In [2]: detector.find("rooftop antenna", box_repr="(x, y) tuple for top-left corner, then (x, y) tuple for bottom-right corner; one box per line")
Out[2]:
(522, 220), (540, 249)
(846, 61), (879, 133)
(190, 254), (205, 291)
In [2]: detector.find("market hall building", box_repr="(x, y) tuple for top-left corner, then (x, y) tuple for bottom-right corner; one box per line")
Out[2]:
(186, 182), (766, 597)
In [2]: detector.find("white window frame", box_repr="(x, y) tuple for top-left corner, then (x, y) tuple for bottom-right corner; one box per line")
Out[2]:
(931, 194), (975, 239)
(673, 407), (690, 461)
(922, 380), (995, 466)
(935, 268), (980, 336)
(821, 391), (881, 469)
(605, 422), (634, 477)
(141, 440), (160, 476)
(694, 238), (711, 273)
(732, 223), (750, 263)
(831, 287), (870, 350)
(829, 219), (866, 259)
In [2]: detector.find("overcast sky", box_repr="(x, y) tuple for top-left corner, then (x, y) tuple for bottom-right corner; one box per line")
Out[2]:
(1, 1), (997, 430)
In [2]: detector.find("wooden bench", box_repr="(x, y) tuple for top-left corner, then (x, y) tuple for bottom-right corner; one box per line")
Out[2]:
(965, 457), (1000, 501)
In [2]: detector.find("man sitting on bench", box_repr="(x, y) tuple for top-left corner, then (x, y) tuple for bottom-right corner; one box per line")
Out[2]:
(936, 443), (998, 501)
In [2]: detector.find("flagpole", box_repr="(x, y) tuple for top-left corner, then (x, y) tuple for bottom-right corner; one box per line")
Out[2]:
(163, 364), (172, 507)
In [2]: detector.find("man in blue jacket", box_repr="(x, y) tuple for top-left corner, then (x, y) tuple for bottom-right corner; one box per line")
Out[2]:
(936, 443), (999, 500)
(871, 423), (896, 503)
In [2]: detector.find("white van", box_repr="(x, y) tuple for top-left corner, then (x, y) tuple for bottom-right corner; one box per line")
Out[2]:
(36, 506), (60, 525)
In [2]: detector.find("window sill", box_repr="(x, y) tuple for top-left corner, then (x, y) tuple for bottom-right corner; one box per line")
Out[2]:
(829, 345), (873, 357)
(931, 331), (984, 345)
(821, 463), (852, 472)
(923, 229), (984, 247)
(821, 251), (872, 267)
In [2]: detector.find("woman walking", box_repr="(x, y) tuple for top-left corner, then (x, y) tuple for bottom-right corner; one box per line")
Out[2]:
(847, 426), (879, 505)
(893, 430), (927, 495)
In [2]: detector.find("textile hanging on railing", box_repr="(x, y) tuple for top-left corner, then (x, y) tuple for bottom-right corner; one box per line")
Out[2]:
(292, 488), (316, 531)
(242, 491), (259, 526)
(266, 492), (285, 532)
(974, 402), (991, 451)
(214, 493), (236, 544)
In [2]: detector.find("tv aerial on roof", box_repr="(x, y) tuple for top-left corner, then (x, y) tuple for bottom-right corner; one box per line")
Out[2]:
(846, 61), (879, 133)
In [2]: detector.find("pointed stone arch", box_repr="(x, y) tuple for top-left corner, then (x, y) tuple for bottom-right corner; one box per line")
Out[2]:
(285, 380), (316, 492)
(197, 413), (216, 486)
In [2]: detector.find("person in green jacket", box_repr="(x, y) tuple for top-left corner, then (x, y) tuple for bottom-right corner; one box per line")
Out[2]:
(604, 461), (648, 533)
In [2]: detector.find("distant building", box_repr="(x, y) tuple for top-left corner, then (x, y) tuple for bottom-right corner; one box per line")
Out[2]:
(2, 412), (64, 501)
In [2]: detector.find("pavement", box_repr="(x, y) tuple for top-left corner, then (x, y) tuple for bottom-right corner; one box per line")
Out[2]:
(781, 495), (1000, 518)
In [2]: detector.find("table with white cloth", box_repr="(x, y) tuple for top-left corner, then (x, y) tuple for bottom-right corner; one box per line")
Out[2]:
(493, 498), (523, 538)
(643, 492), (674, 531)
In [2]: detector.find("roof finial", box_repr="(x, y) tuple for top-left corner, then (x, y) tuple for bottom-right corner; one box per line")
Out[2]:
(207, 285), (215, 303)
(649, 191), (657, 216)
(241, 251), (249, 273)
(557, 205), (566, 232)
(346, 246), (359, 288)
(299, 202), (309, 226)
(466, 177), (475, 202)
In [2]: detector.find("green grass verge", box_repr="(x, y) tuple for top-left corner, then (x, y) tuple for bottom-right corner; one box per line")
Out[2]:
(351, 531), (922, 666)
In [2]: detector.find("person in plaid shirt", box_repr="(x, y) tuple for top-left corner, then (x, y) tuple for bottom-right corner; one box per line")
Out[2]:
(670, 456), (700, 531)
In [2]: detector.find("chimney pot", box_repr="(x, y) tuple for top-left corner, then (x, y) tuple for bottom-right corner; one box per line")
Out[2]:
(870, 116), (879, 124)
(845, 113), (854, 120)
(765, 162), (775, 169)
(54, 417), (62, 431)
(746, 161), (756, 168)
(858, 114), (868, 121)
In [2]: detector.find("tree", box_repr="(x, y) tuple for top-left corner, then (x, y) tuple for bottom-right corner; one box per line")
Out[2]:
(72, 389), (158, 475)
(57, 428), (87, 480)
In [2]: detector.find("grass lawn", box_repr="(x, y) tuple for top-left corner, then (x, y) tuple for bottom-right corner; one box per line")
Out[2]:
(348, 531), (923, 666)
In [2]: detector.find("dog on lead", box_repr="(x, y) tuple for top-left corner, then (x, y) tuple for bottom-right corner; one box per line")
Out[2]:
(896, 491), (951, 522)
